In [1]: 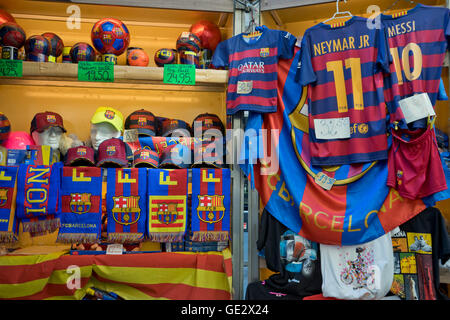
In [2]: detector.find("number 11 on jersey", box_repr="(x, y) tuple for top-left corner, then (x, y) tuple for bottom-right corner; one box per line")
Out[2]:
(326, 57), (364, 113)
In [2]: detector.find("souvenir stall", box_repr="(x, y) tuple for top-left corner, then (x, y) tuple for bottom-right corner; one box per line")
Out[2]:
(0, 0), (449, 302)
(241, 0), (450, 301)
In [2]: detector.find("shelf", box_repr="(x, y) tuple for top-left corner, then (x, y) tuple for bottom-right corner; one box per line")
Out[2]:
(0, 61), (228, 92)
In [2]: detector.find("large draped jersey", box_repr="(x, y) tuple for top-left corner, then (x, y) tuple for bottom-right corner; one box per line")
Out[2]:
(381, 4), (450, 129)
(240, 45), (450, 246)
(297, 17), (391, 166)
(212, 28), (296, 115)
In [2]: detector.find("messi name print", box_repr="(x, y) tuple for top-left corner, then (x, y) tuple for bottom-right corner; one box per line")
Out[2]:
(212, 27), (296, 115)
(106, 168), (147, 243)
(381, 4), (450, 129)
(298, 17), (391, 166)
(0, 166), (19, 242)
(57, 167), (103, 243)
(148, 169), (188, 242)
(191, 168), (231, 242)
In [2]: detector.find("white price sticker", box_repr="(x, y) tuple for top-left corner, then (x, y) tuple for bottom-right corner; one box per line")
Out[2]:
(314, 172), (336, 190)
(123, 129), (139, 143)
(314, 117), (350, 140)
(106, 244), (123, 255)
(237, 80), (253, 94)
(398, 93), (435, 124)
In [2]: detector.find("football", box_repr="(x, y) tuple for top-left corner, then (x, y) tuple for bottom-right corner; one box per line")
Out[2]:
(70, 42), (96, 63)
(0, 22), (26, 49)
(176, 32), (201, 54)
(42, 32), (64, 61)
(91, 18), (130, 62)
(127, 47), (149, 66)
(189, 20), (222, 52)
(154, 48), (177, 67)
(24, 35), (50, 62)
(0, 112), (11, 144)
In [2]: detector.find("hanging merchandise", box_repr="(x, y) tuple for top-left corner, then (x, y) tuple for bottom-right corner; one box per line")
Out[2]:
(147, 169), (188, 242)
(381, 3), (450, 130)
(190, 168), (231, 241)
(390, 207), (450, 300)
(241, 46), (431, 246)
(56, 166), (103, 243)
(0, 166), (19, 242)
(320, 231), (394, 300)
(106, 167), (147, 243)
(15, 162), (62, 235)
(212, 26), (297, 114)
(297, 14), (391, 166)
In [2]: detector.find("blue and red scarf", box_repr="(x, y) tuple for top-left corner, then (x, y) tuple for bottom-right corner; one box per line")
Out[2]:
(106, 168), (147, 243)
(0, 166), (19, 242)
(190, 168), (231, 241)
(15, 162), (62, 235)
(57, 167), (103, 243)
(147, 169), (188, 242)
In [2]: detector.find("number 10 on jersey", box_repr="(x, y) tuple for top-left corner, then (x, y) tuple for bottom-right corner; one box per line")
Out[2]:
(326, 57), (364, 113)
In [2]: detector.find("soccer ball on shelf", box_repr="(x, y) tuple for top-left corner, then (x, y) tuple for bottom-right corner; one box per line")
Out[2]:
(0, 22), (26, 60)
(42, 32), (64, 62)
(24, 35), (50, 62)
(154, 48), (177, 67)
(70, 42), (96, 63)
(126, 47), (149, 67)
(189, 20), (222, 52)
(0, 9), (15, 25)
(176, 32), (201, 54)
(91, 18), (130, 64)
(0, 112), (11, 145)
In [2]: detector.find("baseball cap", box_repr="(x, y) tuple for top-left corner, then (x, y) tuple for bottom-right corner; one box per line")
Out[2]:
(133, 148), (159, 168)
(65, 145), (96, 167)
(160, 118), (191, 137)
(96, 138), (128, 168)
(192, 113), (225, 138)
(159, 144), (191, 169)
(30, 111), (66, 134)
(124, 109), (156, 137)
(90, 107), (124, 133)
(191, 139), (224, 168)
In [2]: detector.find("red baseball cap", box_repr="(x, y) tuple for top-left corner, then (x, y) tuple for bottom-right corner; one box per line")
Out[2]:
(30, 111), (66, 134)
(65, 146), (96, 166)
(96, 138), (128, 168)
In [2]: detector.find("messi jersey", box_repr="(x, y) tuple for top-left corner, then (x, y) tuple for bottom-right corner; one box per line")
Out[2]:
(298, 17), (391, 166)
(212, 28), (296, 115)
(381, 4), (450, 129)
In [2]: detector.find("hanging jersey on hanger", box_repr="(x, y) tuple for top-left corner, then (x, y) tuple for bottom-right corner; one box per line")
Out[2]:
(381, 4), (450, 129)
(297, 16), (391, 166)
(212, 27), (296, 115)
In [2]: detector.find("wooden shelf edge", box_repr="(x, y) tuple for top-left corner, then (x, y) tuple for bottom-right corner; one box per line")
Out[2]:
(8, 61), (229, 85)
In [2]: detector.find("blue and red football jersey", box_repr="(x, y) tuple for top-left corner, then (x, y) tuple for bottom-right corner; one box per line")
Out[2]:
(212, 28), (296, 115)
(297, 17), (391, 166)
(381, 4), (450, 129)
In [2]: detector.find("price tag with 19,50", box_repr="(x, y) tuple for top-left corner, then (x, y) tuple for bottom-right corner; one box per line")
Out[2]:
(78, 61), (114, 82)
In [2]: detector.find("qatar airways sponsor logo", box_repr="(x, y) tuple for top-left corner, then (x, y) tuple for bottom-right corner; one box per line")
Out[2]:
(237, 61), (264, 73)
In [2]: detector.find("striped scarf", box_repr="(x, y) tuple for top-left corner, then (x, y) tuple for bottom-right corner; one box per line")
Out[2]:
(106, 168), (147, 243)
(15, 162), (62, 235)
(148, 169), (188, 242)
(0, 166), (19, 242)
(190, 168), (231, 241)
(57, 167), (103, 243)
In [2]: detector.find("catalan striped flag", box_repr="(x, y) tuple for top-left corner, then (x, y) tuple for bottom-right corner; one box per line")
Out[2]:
(57, 167), (103, 243)
(0, 249), (232, 300)
(190, 168), (231, 242)
(0, 166), (19, 242)
(148, 169), (188, 242)
(106, 168), (147, 243)
(15, 162), (62, 235)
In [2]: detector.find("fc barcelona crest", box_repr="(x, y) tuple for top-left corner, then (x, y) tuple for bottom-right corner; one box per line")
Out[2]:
(138, 117), (147, 126)
(46, 115), (56, 123)
(157, 202), (178, 224)
(104, 110), (115, 120)
(106, 146), (116, 156)
(0, 189), (8, 207)
(112, 196), (140, 225)
(196, 195), (225, 224)
(70, 193), (91, 214)
(260, 48), (269, 57)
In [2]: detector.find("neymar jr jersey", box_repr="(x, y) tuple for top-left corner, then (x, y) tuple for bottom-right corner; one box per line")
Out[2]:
(212, 28), (296, 115)
(298, 17), (390, 166)
(381, 4), (450, 129)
